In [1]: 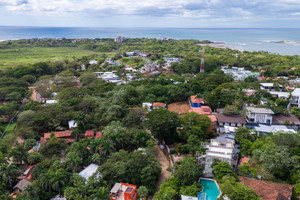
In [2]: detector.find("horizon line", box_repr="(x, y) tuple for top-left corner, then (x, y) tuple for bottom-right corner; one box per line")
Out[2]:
(0, 25), (300, 29)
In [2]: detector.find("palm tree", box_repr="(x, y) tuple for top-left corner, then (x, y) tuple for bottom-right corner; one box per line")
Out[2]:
(9, 145), (28, 165)
(66, 152), (82, 173)
(138, 186), (148, 200)
(74, 112), (87, 132)
(51, 168), (68, 195)
(100, 140), (115, 156)
(39, 171), (53, 192)
(0, 163), (21, 188)
(91, 187), (110, 200)
(91, 153), (101, 165)
(71, 127), (82, 142)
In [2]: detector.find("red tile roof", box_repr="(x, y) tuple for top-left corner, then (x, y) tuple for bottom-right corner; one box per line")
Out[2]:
(190, 95), (207, 104)
(44, 130), (73, 139)
(189, 107), (217, 123)
(95, 132), (102, 138)
(217, 113), (247, 124)
(153, 102), (166, 107)
(239, 156), (250, 166)
(189, 106), (212, 115)
(85, 130), (94, 138)
(273, 114), (300, 126)
(239, 177), (293, 200)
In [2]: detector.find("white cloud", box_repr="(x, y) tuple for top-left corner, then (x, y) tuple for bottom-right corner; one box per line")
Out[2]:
(0, 0), (300, 26)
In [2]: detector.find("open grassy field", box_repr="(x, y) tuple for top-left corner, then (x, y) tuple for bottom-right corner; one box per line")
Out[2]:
(0, 47), (113, 67)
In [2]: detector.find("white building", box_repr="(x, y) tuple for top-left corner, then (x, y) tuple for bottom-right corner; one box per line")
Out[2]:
(114, 36), (125, 43)
(68, 120), (77, 129)
(94, 72), (125, 85)
(141, 63), (159, 74)
(164, 57), (181, 68)
(78, 163), (101, 183)
(181, 195), (198, 200)
(142, 102), (153, 111)
(260, 83), (283, 92)
(89, 60), (98, 65)
(245, 107), (274, 124)
(290, 88), (300, 107)
(203, 137), (239, 177)
(221, 66), (260, 81)
(269, 91), (290, 99)
(45, 100), (58, 104)
(254, 124), (296, 135)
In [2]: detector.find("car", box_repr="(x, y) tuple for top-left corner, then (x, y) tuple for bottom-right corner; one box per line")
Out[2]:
(160, 144), (165, 150)
(156, 140), (160, 145)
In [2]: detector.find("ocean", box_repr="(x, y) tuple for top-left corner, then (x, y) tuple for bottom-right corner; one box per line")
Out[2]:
(0, 26), (300, 55)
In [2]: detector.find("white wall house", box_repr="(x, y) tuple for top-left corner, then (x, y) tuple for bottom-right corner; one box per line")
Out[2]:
(290, 88), (300, 107)
(246, 107), (274, 124)
(260, 83), (283, 92)
(203, 137), (239, 177)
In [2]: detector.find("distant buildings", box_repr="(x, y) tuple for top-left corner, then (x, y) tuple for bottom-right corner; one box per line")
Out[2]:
(290, 88), (300, 107)
(95, 71), (126, 85)
(89, 60), (98, 65)
(140, 63), (159, 74)
(221, 66), (260, 81)
(110, 183), (137, 200)
(142, 102), (166, 112)
(114, 36), (125, 43)
(164, 57), (181, 68)
(161, 37), (173, 41)
(260, 83), (283, 92)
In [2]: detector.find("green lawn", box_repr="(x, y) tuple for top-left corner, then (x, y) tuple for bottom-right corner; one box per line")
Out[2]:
(0, 47), (113, 67)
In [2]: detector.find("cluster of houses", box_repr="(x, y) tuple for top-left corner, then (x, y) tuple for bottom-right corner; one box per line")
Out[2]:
(221, 66), (260, 81)
(164, 57), (182, 68)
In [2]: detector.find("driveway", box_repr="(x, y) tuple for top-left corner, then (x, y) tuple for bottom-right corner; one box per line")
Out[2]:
(155, 144), (172, 192)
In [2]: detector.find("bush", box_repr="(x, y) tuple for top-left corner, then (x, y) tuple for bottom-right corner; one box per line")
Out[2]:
(27, 152), (44, 164)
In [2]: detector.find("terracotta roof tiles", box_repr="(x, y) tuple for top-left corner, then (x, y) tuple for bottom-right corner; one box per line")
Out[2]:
(239, 176), (293, 200)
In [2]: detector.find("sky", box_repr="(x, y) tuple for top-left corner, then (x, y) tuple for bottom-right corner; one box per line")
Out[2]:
(0, 0), (300, 28)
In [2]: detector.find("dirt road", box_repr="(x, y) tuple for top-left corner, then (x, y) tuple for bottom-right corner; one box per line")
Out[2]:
(155, 145), (172, 192)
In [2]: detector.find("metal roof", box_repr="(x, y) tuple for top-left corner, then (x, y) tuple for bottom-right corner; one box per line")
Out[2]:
(246, 107), (274, 114)
(111, 183), (122, 193)
(78, 163), (100, 181)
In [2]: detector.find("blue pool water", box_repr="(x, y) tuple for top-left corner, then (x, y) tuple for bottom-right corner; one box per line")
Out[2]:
(199, 179), (221, 200)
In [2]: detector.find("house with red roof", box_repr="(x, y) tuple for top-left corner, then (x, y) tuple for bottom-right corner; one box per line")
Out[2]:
(110, 183), (137, 200)
(152, 102), (166, 109)
(40, 130), (74, 144)
(189, 95), (207, 108)
(239, 176), (293, 200)
(95, 131), (102, 138)
(188, 96), (217, 132)
(17, 165), (35, 181)
(85, 130), (94, 138)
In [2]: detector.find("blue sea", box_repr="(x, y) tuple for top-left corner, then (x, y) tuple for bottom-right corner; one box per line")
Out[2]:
(0, 26), (300, 55)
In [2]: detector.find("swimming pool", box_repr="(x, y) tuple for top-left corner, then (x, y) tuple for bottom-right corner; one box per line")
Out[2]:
(199, 178), (221, 200)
